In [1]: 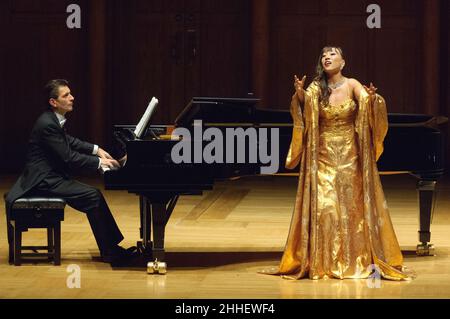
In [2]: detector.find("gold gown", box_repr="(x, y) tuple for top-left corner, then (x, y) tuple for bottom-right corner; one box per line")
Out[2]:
(263, 81), (413, 280)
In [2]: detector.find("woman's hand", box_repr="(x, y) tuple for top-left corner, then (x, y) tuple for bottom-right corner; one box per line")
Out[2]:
(294, 75), (306, 103)
(363, 82), (377, 104)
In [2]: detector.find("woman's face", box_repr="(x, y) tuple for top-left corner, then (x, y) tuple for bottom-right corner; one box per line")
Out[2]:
(321, 48), (344, 73)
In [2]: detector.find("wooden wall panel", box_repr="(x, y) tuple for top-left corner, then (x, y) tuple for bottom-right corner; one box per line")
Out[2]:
(268, 22), (322, 108)
(0, 2), (7, 169)
(273, 0), (320, 15)
(108, 1), (170, 126)
(263, 0), (423, 115)
(363, 0), (420, 15)
(373, 29), (421, 114)
(328, 1), (366, 15)
(447, 1), (450, 117)
(9, 0), (65, 13)
(444, 0), (450, 170)
(197, 1), (251, 98)
(133, 0), (165, 13)
(0, 1), (89, 172)
(107, 0), (251, 130)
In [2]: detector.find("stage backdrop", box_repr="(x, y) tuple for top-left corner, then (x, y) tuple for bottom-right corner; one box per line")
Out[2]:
(0, 0), (448, 173)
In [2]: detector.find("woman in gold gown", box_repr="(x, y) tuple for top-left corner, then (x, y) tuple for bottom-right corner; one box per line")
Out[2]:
(263, 46), (413, 280)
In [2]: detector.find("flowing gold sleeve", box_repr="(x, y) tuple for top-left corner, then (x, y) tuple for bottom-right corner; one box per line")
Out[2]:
(285, 93), (305, 169)
(360, 91), (388, 161)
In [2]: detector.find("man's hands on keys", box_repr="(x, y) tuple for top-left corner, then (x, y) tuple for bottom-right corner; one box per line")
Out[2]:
(98, 147), (113, 160)
(97, 147), (121, 172)
(100, 158), (120, 172)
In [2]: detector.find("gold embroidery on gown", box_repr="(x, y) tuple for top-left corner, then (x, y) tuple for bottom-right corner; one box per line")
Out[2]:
(261, 81), (414, 280)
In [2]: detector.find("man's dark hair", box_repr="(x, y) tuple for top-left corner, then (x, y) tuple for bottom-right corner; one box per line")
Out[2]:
(44, 79), (69, 106)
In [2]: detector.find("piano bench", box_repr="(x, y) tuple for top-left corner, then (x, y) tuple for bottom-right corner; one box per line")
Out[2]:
(8, 197), (66, 266)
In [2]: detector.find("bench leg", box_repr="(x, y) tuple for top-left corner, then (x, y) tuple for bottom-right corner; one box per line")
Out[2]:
(54, 223), (61, 265)
(47, 227), (54, 262)
(8, 223), (14, 264)
(14, 226), (22, 266)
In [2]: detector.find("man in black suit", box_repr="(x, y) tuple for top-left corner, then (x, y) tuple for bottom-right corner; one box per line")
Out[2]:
(5, 79), (133, 264)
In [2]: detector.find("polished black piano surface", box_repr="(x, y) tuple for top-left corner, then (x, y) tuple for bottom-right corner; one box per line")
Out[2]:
(104, 97), (447, 263)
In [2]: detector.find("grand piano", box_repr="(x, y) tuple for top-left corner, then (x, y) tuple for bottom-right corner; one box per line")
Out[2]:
(104, 97), (447, 268)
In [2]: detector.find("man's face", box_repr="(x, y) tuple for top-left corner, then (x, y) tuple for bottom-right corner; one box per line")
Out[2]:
(50, 85), (74, 115)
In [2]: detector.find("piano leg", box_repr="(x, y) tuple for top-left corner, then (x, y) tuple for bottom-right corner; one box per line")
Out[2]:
(139, 196), (143, 240)
(148, 195), (179, 261)
(137, 193), (179, 273)
(151, 202), (167, 261)
(416, 180), (436, 256)
(139, 196), (153, 257)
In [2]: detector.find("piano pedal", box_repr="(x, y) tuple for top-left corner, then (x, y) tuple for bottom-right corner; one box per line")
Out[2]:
(147, 258), (167, 274)
(416, 243), (435, 256)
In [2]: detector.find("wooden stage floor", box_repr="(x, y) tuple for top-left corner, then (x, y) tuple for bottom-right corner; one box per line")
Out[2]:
(0, 173), (450, 299)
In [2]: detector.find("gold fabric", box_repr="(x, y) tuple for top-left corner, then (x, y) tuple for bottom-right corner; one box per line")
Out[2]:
(264, 81), (413, 280)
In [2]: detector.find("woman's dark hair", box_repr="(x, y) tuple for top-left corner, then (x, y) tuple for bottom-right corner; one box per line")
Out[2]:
(44, 79), (69, 107)
(313, 46), (344, 103)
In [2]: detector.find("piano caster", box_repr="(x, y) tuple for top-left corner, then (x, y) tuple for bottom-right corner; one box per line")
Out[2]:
(147, 258), (167, 274)
(416, 243), (435, 256)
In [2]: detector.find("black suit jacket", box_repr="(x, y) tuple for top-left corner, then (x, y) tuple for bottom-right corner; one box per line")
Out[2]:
(5, 111), (99, 213)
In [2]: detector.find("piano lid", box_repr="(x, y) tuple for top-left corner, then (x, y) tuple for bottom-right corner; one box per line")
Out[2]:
(386, 113), (448, 127)
(174, 96), (448, 128)
(174, 97), (260, 127)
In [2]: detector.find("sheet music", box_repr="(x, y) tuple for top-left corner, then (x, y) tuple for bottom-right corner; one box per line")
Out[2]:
(134, 96), (159, 139)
